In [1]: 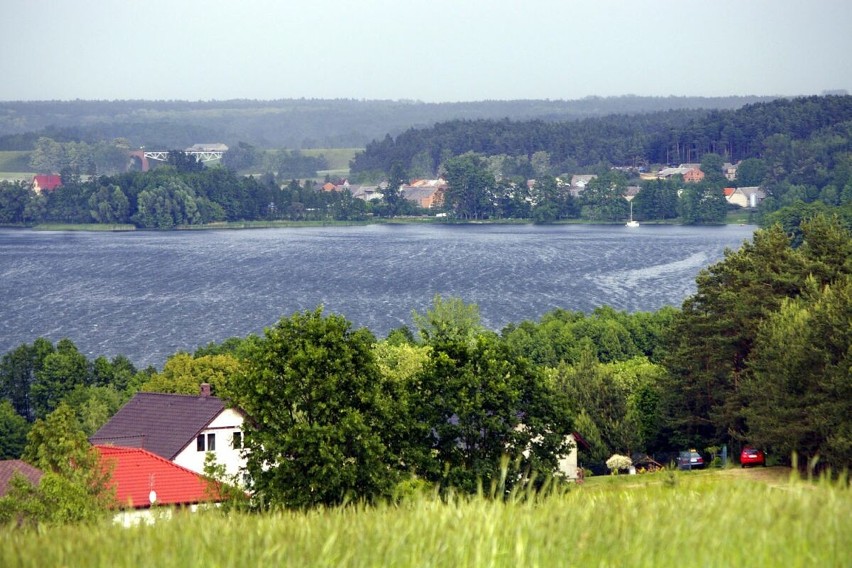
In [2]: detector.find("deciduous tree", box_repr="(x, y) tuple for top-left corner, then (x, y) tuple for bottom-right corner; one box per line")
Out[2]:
(224, 308), (403, 508)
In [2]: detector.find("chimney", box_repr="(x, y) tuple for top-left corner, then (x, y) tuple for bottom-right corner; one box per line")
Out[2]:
(200, 383), (211, 397)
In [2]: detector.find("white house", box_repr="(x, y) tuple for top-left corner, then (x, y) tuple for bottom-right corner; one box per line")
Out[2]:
(91, 385), (247, 480)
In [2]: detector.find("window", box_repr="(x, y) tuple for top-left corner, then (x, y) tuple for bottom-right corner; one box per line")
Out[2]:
(197, 433), (216, 452)
(232, 431), (242, 449)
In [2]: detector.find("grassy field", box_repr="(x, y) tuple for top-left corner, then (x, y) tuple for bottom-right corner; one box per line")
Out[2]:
(1, 467), (848, 567)
(0, 151), (32, 175)
(302, 147), (361, 172)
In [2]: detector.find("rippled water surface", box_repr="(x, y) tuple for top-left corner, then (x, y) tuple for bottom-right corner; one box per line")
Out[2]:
(0, 224), (753, 368)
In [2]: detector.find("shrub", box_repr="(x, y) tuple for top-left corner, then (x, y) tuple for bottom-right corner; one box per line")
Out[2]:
(606, 454), (632, 474)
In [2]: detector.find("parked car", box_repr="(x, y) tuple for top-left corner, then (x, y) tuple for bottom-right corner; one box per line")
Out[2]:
(740, 446), (766, 467)
(677, 450), (704, 470)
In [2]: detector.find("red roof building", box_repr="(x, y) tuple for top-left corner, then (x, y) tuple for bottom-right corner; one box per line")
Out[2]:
(32, 174), (62, 193)
(683, 168), (705, 183)
(96, 445), (221, 509)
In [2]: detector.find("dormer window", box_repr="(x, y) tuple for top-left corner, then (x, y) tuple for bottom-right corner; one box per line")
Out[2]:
(196, 433), (216, 452)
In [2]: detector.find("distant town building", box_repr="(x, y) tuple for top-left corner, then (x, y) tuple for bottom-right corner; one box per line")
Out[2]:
(31, 174), (62, 193)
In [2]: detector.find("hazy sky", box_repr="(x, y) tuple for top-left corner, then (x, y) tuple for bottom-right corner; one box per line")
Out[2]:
(4, 0), (851, 102)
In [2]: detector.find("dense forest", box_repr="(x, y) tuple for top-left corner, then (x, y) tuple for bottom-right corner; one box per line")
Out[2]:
(352, 95), (852, 176)
(0, 96), (777, 150)
(1, 212), (850, 519)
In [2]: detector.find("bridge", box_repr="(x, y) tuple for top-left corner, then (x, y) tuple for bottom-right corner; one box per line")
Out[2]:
(143, 143), (229, 163)
(129, 144), (228, 171)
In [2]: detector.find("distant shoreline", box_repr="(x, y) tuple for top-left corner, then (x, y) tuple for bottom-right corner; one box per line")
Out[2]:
(4, 217), (757, 232)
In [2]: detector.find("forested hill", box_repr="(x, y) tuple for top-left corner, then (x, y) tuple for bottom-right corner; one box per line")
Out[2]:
(350, 95), (852, 176)
(0, 96), (776, 151)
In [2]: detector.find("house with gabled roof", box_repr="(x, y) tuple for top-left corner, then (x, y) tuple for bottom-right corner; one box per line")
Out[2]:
(96, 445), (223, 526)
(32, 174), (62, 193)
(682, 167), (705, 183)
(401, 178), (446, 208)
(0, 460), (43, 497)
(90, 384), (246, 480)
(569, 174), (597, 196)
(725, 186), (766, 208)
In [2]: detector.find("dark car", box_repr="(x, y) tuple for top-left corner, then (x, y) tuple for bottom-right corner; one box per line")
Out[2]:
(740, 446), (766, 467)
(677, 450), (704, 470)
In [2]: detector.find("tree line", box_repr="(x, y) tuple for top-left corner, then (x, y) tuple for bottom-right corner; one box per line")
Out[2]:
(0, 163), (379, 228)
(1, 212), (849, 520)
(351, 96), (852, 223)
(0, 152), (733, 226)
(352, 95), (852, 176)
(0, 96), (775, 151)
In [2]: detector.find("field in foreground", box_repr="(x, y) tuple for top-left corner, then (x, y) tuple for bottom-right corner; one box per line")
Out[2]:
(2, 468), (848, 567)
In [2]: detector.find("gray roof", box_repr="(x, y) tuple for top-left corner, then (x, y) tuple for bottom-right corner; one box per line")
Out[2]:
(401, 186), (439, 201)
(90, 392), (228, 460)
(0, 460), (43, 496)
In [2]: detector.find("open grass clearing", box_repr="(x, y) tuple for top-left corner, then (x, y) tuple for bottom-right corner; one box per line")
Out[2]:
(1, 467), (847, 567)
(302, 147), (361, 171)
(0, 151), (32, 174)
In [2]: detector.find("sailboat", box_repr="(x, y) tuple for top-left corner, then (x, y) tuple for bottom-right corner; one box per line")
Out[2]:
(625, 198), (639, 228)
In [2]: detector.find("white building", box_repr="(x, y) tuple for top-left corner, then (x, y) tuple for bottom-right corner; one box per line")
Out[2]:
(91, 385), (247, 480)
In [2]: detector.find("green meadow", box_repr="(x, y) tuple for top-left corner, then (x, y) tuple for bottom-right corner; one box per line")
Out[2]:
(2, 468), (848, 567)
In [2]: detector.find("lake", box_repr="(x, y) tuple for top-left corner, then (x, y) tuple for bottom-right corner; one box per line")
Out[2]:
(0, 223), (754, 368)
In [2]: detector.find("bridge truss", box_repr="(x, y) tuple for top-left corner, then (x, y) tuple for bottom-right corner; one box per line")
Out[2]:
(143, 149), (226, 163)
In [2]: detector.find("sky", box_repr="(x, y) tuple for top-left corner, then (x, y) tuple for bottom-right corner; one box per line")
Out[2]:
(3, 0), (851, 102)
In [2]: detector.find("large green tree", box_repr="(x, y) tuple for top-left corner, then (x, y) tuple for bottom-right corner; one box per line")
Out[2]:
(580, 171), (629, 222)
(411, 297), (572, 493)
(224, 308), (403, 508)
(661, 215), (851, 450)
(0, 399), (30, 459)
(0, 338), (55, 421)
(0, 402), (114, 525)
(443, 153), (496, 219)
(742, 276), (852, 468)
(30, 338), (90, 419)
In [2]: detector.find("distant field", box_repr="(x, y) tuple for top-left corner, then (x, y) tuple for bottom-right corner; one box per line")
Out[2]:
(0, 151), (33, 175)
(303, 147), (360, 172)
(1, 467), (848, 567)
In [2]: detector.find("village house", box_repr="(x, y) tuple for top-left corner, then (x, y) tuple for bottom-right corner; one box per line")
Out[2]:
(401, 178), (446, 208)
(0, 459), (43, 497)
(90, 384), (247, 480)
(96, 445), (224, 527)
(682, 167), (705, 183)
(350, 184), (383, 201)
(652, 164), (706, 183)
(724, 186), (765, 208)
(568, 174), (597, 196)
(31, 174), (62, 193)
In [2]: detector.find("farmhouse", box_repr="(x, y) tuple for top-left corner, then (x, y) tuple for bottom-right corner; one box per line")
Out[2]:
(90, 384), (246, 480)
(401, 179), (446, 208)
(31, 174), (62, 193)
(725, 186), (766, 208)
(96, 445), (224, 526)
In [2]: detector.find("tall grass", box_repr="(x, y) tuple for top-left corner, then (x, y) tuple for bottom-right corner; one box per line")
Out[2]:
(2, 470), (848, 567)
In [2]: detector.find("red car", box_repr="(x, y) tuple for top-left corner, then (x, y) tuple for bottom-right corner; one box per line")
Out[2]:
(740, 446), (766, 467)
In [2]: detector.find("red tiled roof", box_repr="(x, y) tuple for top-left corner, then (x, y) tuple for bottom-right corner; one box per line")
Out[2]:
(0, 460), (43, 496)
(90, 392), (227, 460)
(32, 174), (62, 191)
(96, 445), (220, 509)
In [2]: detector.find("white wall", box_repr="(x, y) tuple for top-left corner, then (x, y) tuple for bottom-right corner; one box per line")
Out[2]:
(556, 434), (580, 480)
(172, 408), (247, 480)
